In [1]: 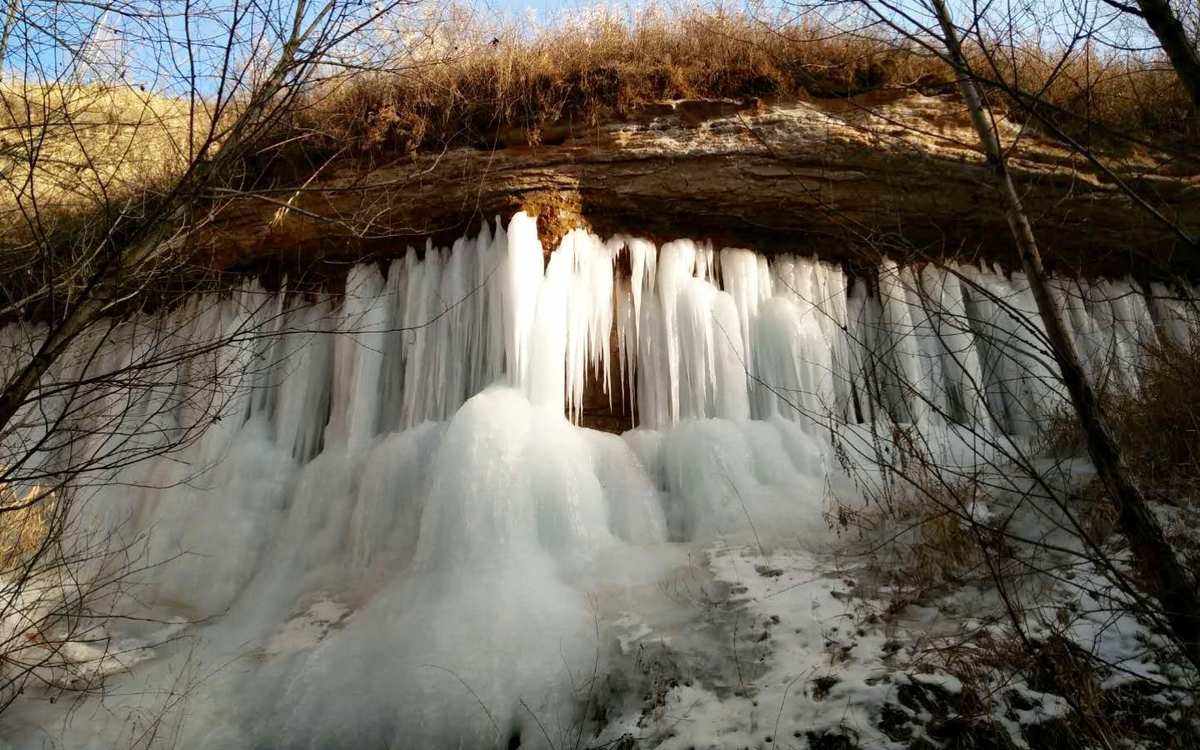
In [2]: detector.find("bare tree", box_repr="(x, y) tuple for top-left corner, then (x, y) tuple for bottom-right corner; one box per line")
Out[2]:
(772, 0), (1200, 672)
(0, 0), (437, 717)
(750, 236), (1199, 741)
(0, 0), (419, 434)
(935, 0), (1200, 667)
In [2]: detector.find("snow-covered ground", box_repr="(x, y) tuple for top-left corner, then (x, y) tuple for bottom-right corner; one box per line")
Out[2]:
(594, 534), (1195, 749)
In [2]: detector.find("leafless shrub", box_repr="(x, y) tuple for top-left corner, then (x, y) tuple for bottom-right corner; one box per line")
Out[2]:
(1044, 334), (1200, 504)
(828, 470), (990, 597)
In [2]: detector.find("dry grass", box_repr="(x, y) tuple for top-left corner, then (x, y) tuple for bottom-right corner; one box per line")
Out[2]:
(289, 11), (948, 156)
(286, 6), (1195, 160)
(1045, 335), (1200, 505)
(0, 486), (52, 568)
(0, 82), (195, 217)
(927, 627), (1200, 750)
(1041, 334), (1200, 582)
(998, 51), (1195, 144)
(828, 470), (994, 599)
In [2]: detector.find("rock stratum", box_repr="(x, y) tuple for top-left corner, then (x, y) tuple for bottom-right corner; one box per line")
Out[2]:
(205, 91), (1198, 280)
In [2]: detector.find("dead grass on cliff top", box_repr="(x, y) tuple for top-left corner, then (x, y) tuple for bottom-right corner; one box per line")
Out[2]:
(289, 6), (1194, 159)
(291, 11), (945, 155)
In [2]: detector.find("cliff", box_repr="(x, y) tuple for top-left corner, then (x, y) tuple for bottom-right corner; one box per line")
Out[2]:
(205, 91), (1199, 280)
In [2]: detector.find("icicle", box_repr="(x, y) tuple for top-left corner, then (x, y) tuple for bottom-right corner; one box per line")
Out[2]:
(901, 266), (949, 422)
(504, 212), (545, 392)
(327, 264), (387, 450)
(400, 245), (442, 428)
(656, 240), (699, 423)
(986, 269), (1065, 434)
(527, 236), (571, 411)
(274, 299), (334, 462)
(752, 297), (834, 423)
(637, 281), (671, 429)
(1107, 278), (1155, 375)
(844, 277), (877, 424)
(378, 256), (410, 434)
(5, 208), (1175, 486)
(718, 248), (762, 362)
(877, 260), (923, 423)
(813, 261), (853, 421)
(918, 266), (992, 430)
(676, 278), (718, 420)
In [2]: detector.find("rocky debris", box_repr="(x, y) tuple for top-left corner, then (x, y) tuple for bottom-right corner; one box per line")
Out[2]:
(593, 540), (1199, 750)
(811, 675), (840, 701)
(755, 564), (784, 578)
(806, 728), (863, 749)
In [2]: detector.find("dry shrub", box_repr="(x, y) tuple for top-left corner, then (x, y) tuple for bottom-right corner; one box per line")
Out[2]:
(1044, 335), (1200, 505)
(902, 504), (982, 588)
(983, 43), (1197, 146)
(0, 486), (52, 568)
(831, 469), (992, 598)
(1106, 337), (1200, 500)
(1041, 333), (1200, 582)
(0, 80), (206, 265)
(930, 628), (1192, 750)
(0, 82), (197, 217)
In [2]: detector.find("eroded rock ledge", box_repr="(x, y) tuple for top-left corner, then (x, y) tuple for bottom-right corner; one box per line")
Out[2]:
(205, 92), (1199, 280)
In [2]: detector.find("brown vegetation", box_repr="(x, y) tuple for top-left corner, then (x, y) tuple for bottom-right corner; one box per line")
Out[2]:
(0, 484), (51, 568)
(1043, 334), (1200, 577)
(0, 83), (196, 250)
(828, 472), (991, 596)
(289, 13), (949, 157)
(1046, 335), (1200, 505)
(287, 8), (1195, 161)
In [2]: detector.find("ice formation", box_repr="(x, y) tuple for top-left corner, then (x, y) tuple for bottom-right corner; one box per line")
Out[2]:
(0, 212), (1192, 748)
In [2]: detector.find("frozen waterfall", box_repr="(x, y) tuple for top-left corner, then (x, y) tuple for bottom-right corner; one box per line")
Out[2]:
(0, 211), (1193, 749)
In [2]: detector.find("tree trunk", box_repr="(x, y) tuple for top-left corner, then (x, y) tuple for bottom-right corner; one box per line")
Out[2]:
(1135, 0), (1200, 110)
(929, 0), (1200, 669)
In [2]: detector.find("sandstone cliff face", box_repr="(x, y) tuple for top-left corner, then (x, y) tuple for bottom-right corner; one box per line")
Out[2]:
(207, 91), (1198, 279)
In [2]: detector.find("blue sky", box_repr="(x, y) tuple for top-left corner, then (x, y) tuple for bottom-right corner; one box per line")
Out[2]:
(5, 0), (1158, 93)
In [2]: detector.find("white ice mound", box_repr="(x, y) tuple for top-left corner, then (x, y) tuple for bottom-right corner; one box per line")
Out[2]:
(174, 387), (670, 749)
